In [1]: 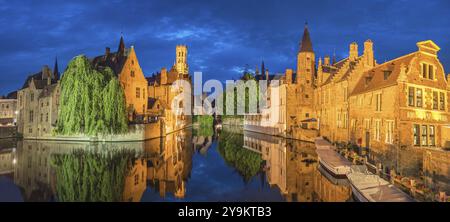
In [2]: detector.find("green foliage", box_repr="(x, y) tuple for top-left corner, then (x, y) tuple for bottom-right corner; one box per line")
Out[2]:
(56, 55), (128, 136)
(217, 129), (263, 182)
(222, 69), (260, 116)
(51, 148), (137, 202)
(193, 115), (214, 137)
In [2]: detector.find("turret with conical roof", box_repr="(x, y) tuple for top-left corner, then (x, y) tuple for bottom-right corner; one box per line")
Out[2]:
(299, 22), (313, 53)
(297, 22), (315, 86)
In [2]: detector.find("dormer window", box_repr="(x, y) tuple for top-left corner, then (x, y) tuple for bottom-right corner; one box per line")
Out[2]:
(365, 76), (372, 86)
(421, 63), (435, 80)
(383, 70), (392, 80)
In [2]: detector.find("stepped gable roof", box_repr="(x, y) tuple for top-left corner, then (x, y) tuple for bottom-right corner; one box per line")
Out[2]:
(337, 57), (363, 83)
(351, 53), (416, 96)
(146, 67), (181, 86)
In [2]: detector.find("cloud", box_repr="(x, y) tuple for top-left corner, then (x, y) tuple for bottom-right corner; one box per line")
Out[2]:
(1, 0), (449, 95)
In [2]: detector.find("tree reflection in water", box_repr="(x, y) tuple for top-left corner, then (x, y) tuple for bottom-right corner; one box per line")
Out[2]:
(51, 149), (139, 202)
(217, 129), (263, 183)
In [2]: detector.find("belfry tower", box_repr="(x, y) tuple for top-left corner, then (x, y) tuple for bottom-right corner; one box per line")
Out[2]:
(297, 23), (315, 86)
(175, 45), (189, 74)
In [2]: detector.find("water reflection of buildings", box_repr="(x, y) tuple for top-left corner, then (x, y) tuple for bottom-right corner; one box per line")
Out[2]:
(12, 140), (146, 201)
(0, 148), (14, 176)
(145, 130), (193, 199)
(243, 131), (351, 202)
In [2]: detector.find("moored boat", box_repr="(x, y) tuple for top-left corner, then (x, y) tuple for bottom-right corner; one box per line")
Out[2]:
(347, 166), (415, 202)
(314, 137), (333, 150)
(316, 149), (351, 178)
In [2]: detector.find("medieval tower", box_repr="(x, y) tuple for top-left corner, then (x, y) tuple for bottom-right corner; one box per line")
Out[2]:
(175, 45), (189, 74)
(297, 23), (315, 86)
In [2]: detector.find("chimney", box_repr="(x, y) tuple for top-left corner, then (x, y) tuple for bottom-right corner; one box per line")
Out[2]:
(42, 65), (51, 85)
(349, 42), (358, 61)
(363, 39), (374, 67)
(265, 70), (269, 81)
(324, 56), (330, 66)
(161, 68), (168, 85)
(286, 69), (293, 84)
(42, 65), (51, 80)
(105, 47), (110, 57)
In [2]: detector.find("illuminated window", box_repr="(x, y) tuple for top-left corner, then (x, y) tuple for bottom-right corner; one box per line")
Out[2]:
(136, 88), (140, 98)
(351, 119), (357, 132)
(440, 92), (445, 110)
(416, 89), (423, 107)
(428, 64), (434, 80)
(429, 126), (436, 146)
(375, 93), (382, 111)
(374, 119), (381, 141)
(343, 112), (348, 129)
(421, 63), (435, 79)
(408, 87), (415, 106)
(385, 121), (394, 144)
(433, 91), (438, 110)
(421, 125), (428, 146)
(413, 124), (420, 146)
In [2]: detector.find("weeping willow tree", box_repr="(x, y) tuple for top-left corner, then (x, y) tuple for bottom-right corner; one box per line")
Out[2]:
(56, 55), (128, 136)
(51, 149), (137, 202)
(217, 130), (263, 182)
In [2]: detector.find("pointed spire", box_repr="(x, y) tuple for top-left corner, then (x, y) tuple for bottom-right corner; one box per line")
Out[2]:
(53, 57), (59, 80)
(299, 22), (313, 53)
(118, 34), (125, 54)
(332, 49), (337, 65)
(261, 60), (265, 79)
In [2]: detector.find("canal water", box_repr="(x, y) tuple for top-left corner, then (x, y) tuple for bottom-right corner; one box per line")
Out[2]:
(0, 125), (447, 202)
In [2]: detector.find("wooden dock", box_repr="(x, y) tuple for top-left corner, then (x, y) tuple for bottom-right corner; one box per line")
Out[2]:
(347, 166), (415, 202)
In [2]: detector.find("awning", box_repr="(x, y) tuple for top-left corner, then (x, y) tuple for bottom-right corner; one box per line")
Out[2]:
(301, 118), (317, 123)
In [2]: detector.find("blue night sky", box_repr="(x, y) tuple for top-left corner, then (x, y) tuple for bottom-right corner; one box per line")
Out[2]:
(0, 0), (450, 95)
